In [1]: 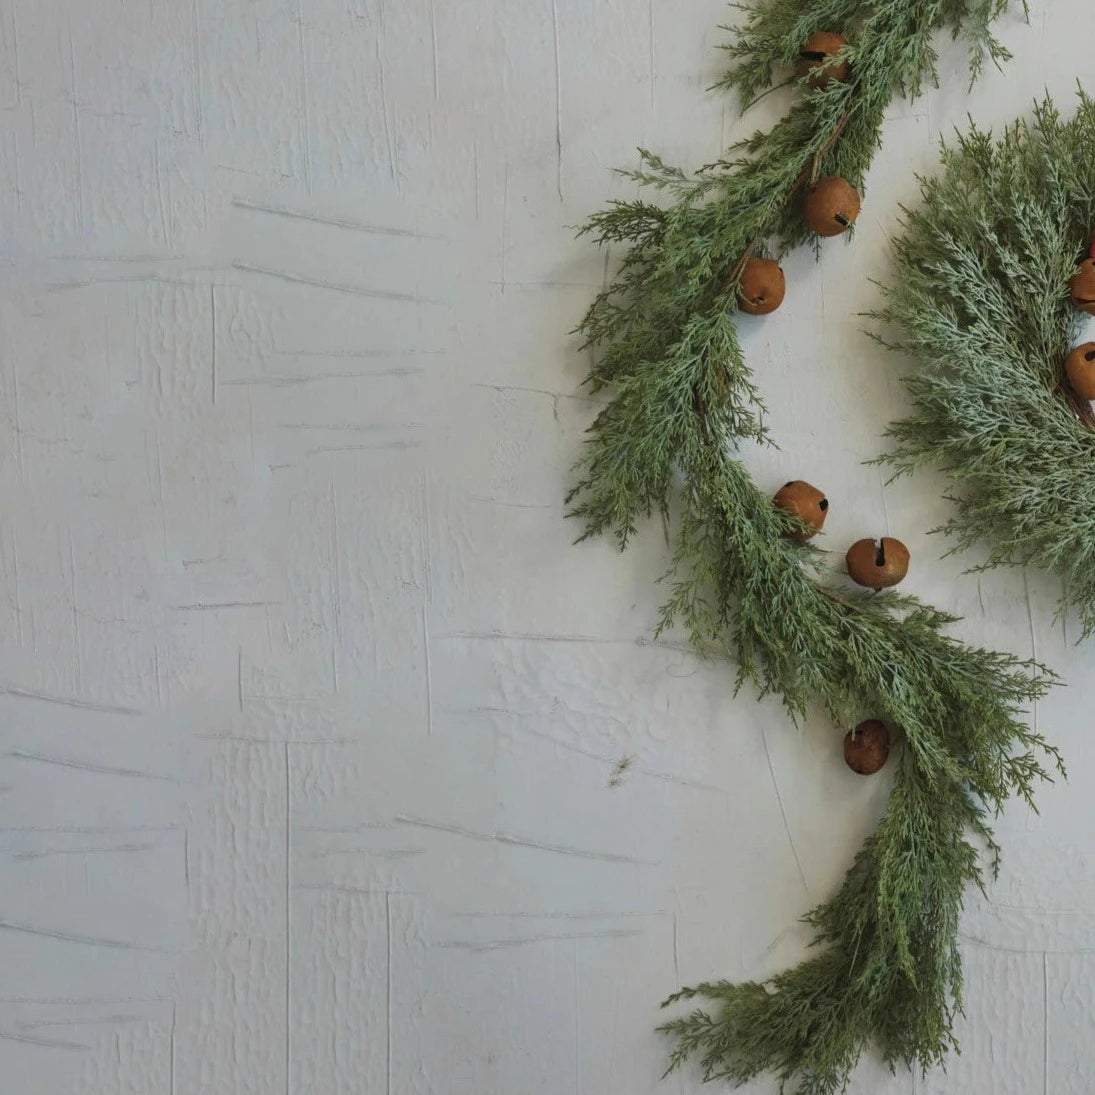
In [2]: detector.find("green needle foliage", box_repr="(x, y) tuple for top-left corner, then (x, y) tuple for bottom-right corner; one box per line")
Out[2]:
(656, 442), (1058, 1092)
(572, 0), (1023, 545)
(876, 94), (1095, 635)
(566, 2), (1061, 1092)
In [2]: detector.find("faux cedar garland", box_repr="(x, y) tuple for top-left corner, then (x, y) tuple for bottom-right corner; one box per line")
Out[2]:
(567, 1), (1060, 1092)
(877, 95), (1095, 637)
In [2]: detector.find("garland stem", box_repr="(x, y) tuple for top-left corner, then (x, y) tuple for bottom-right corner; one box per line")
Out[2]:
(727, 105), (857, 287)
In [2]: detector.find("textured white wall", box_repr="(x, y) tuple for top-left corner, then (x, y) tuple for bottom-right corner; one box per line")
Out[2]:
(3, 1), (1095, 1092)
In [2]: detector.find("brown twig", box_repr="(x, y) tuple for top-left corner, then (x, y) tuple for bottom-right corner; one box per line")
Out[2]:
(726, 105), (857, 287)
(693, 387), (712, 441)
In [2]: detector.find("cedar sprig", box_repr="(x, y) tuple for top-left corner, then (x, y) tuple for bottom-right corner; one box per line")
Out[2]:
(875, 93), (1095, 635)
(567, 1), (1055, 1092)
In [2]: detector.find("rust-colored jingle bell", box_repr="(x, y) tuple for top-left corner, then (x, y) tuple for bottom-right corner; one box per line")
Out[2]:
(846, 536), (909, 590)
(1070, 259), (1095, 316)
(844, 719), (890, 775)
(1066, 342), (1095, 400)
(773, 480), (829, 539)
(737, 257), (786, 316)
(796, 31), (851, 90)
(802, 176), (861, 237)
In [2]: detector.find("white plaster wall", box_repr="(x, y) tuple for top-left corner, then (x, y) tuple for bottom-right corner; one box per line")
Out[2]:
(2, 1), (1095, 1092)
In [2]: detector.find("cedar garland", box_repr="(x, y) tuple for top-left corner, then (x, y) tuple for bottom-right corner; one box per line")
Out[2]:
(568, 2), (1061, 1092)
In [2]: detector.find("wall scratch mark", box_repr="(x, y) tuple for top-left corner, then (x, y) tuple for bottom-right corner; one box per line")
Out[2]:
(0, 917), (172, 952)
(231, 198), (437, 238)
(7, 750), (174, 782)
(67, 12), (85, 233)
(279, 422), (420, 433)
(422, 603), (433, 737)
(297, 882), (399, 897)
(500, 164), (509, 294)
(10, 131), (19, 218)
(959, 931), (1095, 956)
(435, 932), (639, 950)
(0, 825), (176, 835)
(439, 627), (696, 656)
(278, 347), (443, 360)
(227, 369), (422, 389)
(27, 1013), (148, 1030)
(299, 822), (394, 834)
(672, 912), (680, 982)
(10, 524), (23, 645)
(428, 0), (439, 101)
(330, 479), (343, 662)
(760, 725), (810, 899)
(494, 713), (721, 792)
(11, 841), (161, 860)
(877, 465), (892, 536)
(0, 1028), (89, 1052)
(211, 284), (217, 404)
(153, 140), (171, 246)
(549, 0), (563, 201)
(309, 846), (424, 859)
(305, 441), (421, 458)
(648, 0), (656, 110)
(296, 0), (311, 195)
(232, 262), (443, 304)
(376, 4), (398, 187)
(48, 274), (206, 294)
(67, 527), (82, 691)
(154, 431), (167, 554)
(172, 600), (277, 611)
(10, 1), (22, 110)
(10, 342), (23, 487)
(473, 139), (481, 222)
(153, 643), (165, 710)
(419, 468), (434, 602)
(473, 380), (600, 407)
(198, 734), (354, 746)
(190, 0), (204, 148)
(469, 495), (552, 511)
(0, 687), (141, 715)
(395, 814), (658, 865)
(247, 383), (256, 465)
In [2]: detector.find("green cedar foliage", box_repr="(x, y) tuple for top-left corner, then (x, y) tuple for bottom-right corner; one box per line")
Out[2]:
(876, 94), (1095, 636)
(568, 2), (1060, 1092)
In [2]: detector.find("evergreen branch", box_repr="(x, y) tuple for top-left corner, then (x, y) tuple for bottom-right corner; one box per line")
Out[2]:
(875, 93), (1095, 634)
(566, 1), (1048, 1091)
